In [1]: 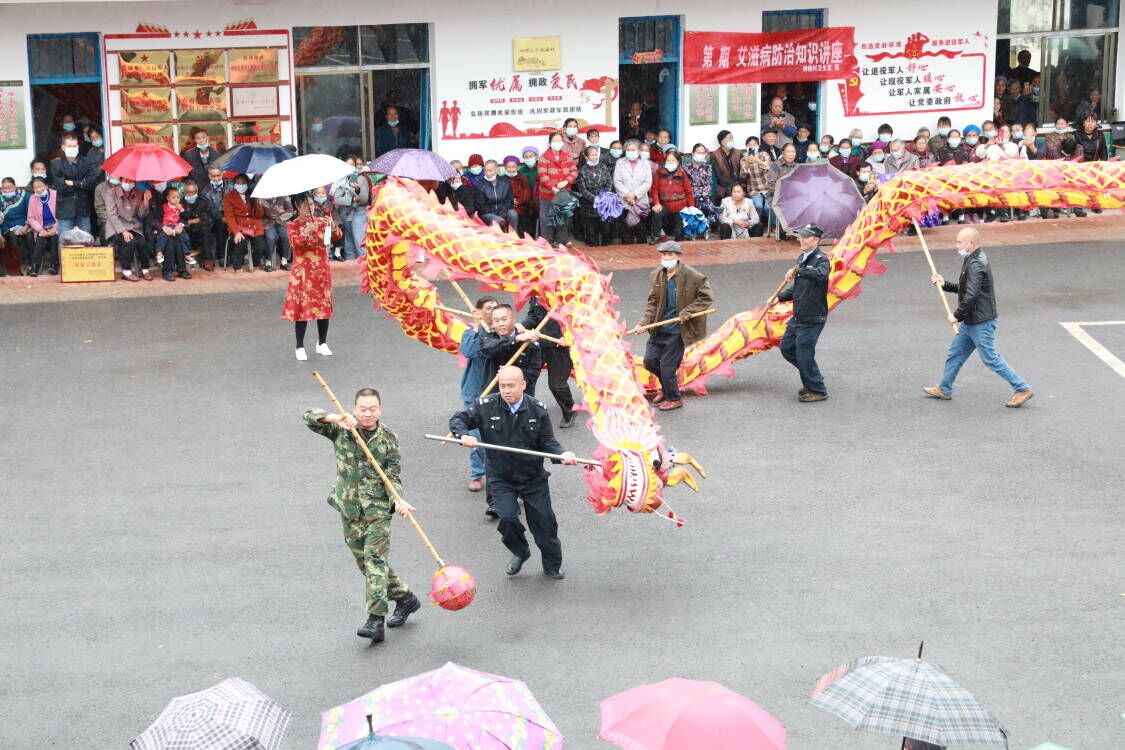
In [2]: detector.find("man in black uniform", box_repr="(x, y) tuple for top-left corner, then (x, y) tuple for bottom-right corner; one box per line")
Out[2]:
(480, 303), (541, 395)
(523, 294), (576, 428)
(450, 366), (577, 579)
(777, 223), (831, 402)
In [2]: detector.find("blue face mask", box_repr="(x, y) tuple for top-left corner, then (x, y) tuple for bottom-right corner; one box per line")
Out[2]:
(387, 120), (399, 127)
(1, 190), (15, 199)
(523, 157), (537, 167)
(958, 249), (971, 258)
(184, 194), (198, 204)
(234, 184), (248, 194)
(857, 172), (870, 183)
(91, 139), (103, 148)
(314, 195), (327, 204)
(586, 160), (599, 167)
(469, 166), (483, 175)
(660, 258), (678, 270)
(62, 122), (76, 132)
(609, 148), (623, 158)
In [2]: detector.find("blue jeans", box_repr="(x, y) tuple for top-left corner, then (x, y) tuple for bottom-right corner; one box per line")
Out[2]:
(57, 216), (92, 236)
(265, 222), (292, 263)
(939, 319), (1030, 396)
(341, 209), (368, 260)
(463, 400), (485, 479)
(751, 193), (771, 227)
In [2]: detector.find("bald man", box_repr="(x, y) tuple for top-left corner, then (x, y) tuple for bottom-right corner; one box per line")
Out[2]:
(924, 227), (1033, 407)
(450, 366), (576, 579)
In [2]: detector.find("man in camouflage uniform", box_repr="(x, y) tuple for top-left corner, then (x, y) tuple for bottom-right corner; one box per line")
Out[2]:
(304, 387), (421, 642)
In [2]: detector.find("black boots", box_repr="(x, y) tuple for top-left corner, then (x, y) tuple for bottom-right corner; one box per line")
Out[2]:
(387, 592), (420, 628)
(356, 614), (385, 641)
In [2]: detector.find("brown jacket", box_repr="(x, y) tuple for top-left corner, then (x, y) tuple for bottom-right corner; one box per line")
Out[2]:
(639, 262), (714, 345)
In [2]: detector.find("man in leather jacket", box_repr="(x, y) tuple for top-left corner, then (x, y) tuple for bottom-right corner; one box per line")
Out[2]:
(778, 223), (831, 402)
(924, 227), (1033, 407)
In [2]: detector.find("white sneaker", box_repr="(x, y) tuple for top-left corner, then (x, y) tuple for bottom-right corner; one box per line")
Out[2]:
(295, 348), (308, 361)
(156, 252), (164, 264)
(315, 343), (333, 356)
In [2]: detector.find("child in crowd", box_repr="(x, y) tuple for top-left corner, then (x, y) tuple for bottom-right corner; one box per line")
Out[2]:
(156, 186), (191, 281)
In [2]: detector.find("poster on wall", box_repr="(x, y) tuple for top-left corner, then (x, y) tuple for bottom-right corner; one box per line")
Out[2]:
(118, 51), (172, 86)
(175, 50), (226, 85)
(688, 85), (719, 126)
(726, 84), (758, 124)
(178, 122), (228, 151)
(512, 37), (561, 72)
(231, 87), (280, 118)
(176, 86), (228, 120)
(229, 49), (279, 84)
(0, 81), (27, 149)
(122, 123), (176, 149)
(437, 70), (618, 141)
(121, 88), (173, 122)
(837, 32), (989, 116)
(684, 29), (856, 85)
(232, 120), (281, 145)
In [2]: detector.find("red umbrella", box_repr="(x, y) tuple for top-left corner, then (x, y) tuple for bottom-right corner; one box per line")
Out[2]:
(101, 144), (191, 182)
(599, 678), (786, 750)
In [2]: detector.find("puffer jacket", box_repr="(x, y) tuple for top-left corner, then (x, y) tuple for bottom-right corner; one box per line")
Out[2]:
(650, 167), (694, 214)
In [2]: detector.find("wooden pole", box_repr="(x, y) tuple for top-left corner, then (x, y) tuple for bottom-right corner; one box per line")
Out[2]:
(312, 371), (445, 567)
(752, 271), (795, 328)
(442, 270), (476, 315)
(437, 304), (473, 319)
(425, 434), (599, 466)
(629, 308), (716, 335)
(478, 314), (554, 399)
(913, 221), (960, 334)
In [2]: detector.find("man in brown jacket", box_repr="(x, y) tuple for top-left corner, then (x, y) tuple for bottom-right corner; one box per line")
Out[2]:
(631, 240), (714, 411)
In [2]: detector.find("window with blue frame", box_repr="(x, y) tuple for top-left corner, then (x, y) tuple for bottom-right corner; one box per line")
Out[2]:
(27, 33), (101, 84)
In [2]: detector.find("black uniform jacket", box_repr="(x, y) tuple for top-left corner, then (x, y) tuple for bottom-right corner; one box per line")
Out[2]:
(480, 328), (543, 386)
(777, 246), (831, 323)
(450, 394), (564, 483)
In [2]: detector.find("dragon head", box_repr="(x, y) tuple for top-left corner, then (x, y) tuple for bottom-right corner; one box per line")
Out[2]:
(583, 445), (704, 525)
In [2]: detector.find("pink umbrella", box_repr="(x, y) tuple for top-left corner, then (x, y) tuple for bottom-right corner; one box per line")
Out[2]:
(598, 678), (786, 750)
(318, 662), (564, 750)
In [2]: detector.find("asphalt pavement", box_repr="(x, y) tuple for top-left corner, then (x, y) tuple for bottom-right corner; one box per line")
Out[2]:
(2, 239), (1123, 748)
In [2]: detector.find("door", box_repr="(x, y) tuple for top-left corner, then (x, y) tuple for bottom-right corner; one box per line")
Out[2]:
(761, 10), (825, 136)
(619, 16), (681, 144)
(27, 33), (104, 160)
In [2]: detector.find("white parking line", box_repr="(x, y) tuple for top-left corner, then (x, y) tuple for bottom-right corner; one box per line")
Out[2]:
(1059, 321), (1125, 379)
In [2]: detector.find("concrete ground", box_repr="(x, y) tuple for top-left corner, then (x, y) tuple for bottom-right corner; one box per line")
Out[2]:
(1, 236), (1123, 749)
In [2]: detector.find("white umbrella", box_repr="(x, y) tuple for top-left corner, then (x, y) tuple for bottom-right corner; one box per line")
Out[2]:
(251, 154), (353, 198)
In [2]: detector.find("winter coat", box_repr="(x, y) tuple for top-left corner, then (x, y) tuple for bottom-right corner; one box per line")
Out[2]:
(651, 167), (695, 215)
(573, 160), (615, 220)
(537, 149), (578, 202)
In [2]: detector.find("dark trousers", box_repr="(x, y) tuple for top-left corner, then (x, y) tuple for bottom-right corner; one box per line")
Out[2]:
(537, 214), (569, 245)
(6, 230), (33, 265)
(156, 230), (190, 274)
(111, 232), (150, 273)
(643, 331), (685, 400)
(542, 346), (575, 417)
(649, 209), (684, 241)
(32, 234), (59, 271)
(186, 222), (214, 261)
(489, 476), (562, 572)
(206, 220), (226, 264)
(780, 320), (827, 395)
(229, 233), (266, 270)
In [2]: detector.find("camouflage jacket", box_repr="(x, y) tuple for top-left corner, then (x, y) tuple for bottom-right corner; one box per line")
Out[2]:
(303, 409), (403, 520)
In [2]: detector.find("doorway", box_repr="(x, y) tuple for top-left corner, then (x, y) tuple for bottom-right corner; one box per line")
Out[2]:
(27, 33), (104, 161)
(619, 16), (681, 145)
(761, 10), (825, 137)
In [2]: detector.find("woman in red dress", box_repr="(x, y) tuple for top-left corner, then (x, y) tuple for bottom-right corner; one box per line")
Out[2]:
(282, 195), (343, 361)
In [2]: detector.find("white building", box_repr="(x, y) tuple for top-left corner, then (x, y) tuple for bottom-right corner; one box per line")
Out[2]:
(0, 0), (1120, 178)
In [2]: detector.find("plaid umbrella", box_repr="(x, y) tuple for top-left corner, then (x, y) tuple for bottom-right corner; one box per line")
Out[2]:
(130, 677), (292, 750)
(810, 656), (1008, 748)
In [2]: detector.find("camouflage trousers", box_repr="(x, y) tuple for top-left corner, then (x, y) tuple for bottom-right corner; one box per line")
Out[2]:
(341, 513), (410, 616)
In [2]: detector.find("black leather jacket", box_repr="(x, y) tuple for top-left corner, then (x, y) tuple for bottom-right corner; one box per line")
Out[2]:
(943, 248), (997, 325)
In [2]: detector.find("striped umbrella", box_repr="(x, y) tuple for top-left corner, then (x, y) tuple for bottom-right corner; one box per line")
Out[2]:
(130, 677), (292, 750)
(809, 652), (1008, 748)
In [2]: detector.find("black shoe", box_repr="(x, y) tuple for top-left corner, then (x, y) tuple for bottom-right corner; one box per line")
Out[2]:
(180, 270), (192, 279)
(356, 614), (385, 641)
(387, 592), (420, 628)
(47, 267), (58, 275)
(28, 267), (38, 277)
(544, 569), (566, 580)
(163, 272), (175, 281)
(506, 554), (530, 576)
(647, 236), (660, 245)
(485, 502), (499, 519)
(559, 413), (576, 429)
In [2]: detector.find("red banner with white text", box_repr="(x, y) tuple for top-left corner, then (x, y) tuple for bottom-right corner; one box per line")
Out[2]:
(683, 28), (857, 85)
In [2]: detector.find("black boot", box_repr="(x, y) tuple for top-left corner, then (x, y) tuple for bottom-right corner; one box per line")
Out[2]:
(386, 592), (420, 628)
(356, 614), (385, 641)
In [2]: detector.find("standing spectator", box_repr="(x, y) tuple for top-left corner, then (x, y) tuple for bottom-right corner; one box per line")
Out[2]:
(180, 180), (216, 269)
(651, 128), (674, 161)
(537, 132), (578, 245)
(1, 177), (32, 275)
(261, 194), (295, 271)
(181, 128), (222, 189)
(199, 166), (227, 271)
(639, 90), (660, 133)
(777, 223), (831, 402)
(104, 176), (151, 281)
(523, 294), (577, 428)
(47, 114), (79, 159)
(855, 163), (878, 202)
(374, 105), (412, 156)
(516, 147), (540, 237)
(473, 159), (518, 230)
(740, 150), (775, 231)
(763, 97), (797, 145)
(1001, 80), (1026, 125)
(559, 118), (586, 159)
(683, 143), (720, 230)
(623, 100), (645, 141)
(284, 193), (343, 360)
(1074, 88), (1103, 124)
(48, 134), (96, 234)
(872, 123), (894, 152)
(85, 127), (106, 172)
(829, 138), (861, 177)
(786, 83), (814, 127)
(331, 156), (370, 260)
(436, 160), (475, 215)
(1074, 112), (1108, 161)
(709, 129), (741, 201)
(1007, 49), (1038, 85)
(573, 145), (615, 246)
(883, 139), (920, 176)
(649, 149), (693, 245)
(223, 173), (267, 273)
(458, 296), (498, 498)
(718, 183), (759, 239)
(585, 128), (608, 164)
(155, 186), (191, 282)
(613, 139), (653, 244)
(378, 90), (418, 136)
(848, 128), (869, 160)
(503, 156), (533, 238)
(930, 116), (953, 154)
(25, 177), (60, 276)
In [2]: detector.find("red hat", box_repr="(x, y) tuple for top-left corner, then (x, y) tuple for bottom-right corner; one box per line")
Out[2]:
(467, 153), (485, 168)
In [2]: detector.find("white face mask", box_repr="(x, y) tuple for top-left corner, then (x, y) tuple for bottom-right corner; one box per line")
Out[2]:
(625, 151), (639, 162)
(550, 141), (564, 152)
(565, 127), (578, 137)
(63, 146), (79, 158)
(722, 140), (733, 150)
(664, 162), (678, 172)
(660, 258), (678, 270)
(692, 153), (707, 163)
(958, 249), (971, 258)
(640, 152), (651, 161)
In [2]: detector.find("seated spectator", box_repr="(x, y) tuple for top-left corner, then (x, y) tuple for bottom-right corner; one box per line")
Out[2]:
(104, 176), (150, 281)
(848, 128), (869, 160)
(473, 159), (518, 230)
(260, 193), (294, 271)
(1042, 118), (1072, 159)
(914, 136), (937, 167)
(803, 142), (824, 163)
(180, 180), (217, 270)
(829, 138), (861, 177)
(502, 156), (533, 238)
(374, 105), (412, 156)
(1019, 123), (1041, 160)
(1074, 112), (1108, 161)
(683, 143), (720, 229)
(464, 154), (486, 189)
(962, 126), (984, 161)
(516, 147), (540, 236)
(855, 163), (878, 202)
(643, 128), (659, 154)
(1, 176), (32, 275)
(607, 140), (624, 164)
(980, 121), (999, 146)
(866, 145), (887, 176)
(28, 160), (48, 190)
(652, 128), (674, 161)
(872, 123), (894, 152)
(223, 173), (267, 273)
(710, 129), (741, 201)
(613, 139), (652, 244)
(1074, 87), (1102, 123)
(718, 183), (759, 239)
(739, 149), (774, 232)
(936, 130), (967, 164)
(155, 185), (191, 282)
(560, 118), (586, 159)
(573, 145), (615, 246)
(436, 160), (475, 215)
(743, 135), (760, 157)
(930, 116), (953, 153)
(883, 139), (920, 176)
(649, 149), (693, 244)
(759, 128), (782, 161)
(26, 177), (60, 276)
(771, 142), (800, 182)
(818, 134), (836, 159)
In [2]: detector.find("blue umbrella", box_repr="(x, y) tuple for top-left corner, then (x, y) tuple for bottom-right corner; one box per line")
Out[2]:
(213, 143), (294, 175)
(337, 715), (455, 750)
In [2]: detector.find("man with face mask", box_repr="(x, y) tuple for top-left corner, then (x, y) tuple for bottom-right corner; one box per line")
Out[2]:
(374, 105), (413, 157)
(48, 134), (96, 235)
(181, 128), (224, 189)
(473, 159), (518, 230)
(924, 227), (1033, 407)
(883, 139), (920, 177)
(198, 166), (228, 271)
(631, 241), (714, 411)
(777, 223), (831, 402)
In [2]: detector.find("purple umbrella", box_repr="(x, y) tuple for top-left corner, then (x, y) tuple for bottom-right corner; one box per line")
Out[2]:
(771, 163), (865, 240)
(317, 662), (564, 750)
(369, 149), (457, 181)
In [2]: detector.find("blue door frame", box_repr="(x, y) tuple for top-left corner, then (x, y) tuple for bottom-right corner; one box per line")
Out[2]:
(762, 10), (826, 135)
(619, 16), (681, 143)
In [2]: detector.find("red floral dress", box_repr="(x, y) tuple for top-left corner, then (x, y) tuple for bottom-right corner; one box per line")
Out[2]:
(281, 216), (341, 321)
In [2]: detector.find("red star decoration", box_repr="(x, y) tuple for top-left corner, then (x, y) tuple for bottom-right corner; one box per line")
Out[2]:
(140, 54), (149, 62)
(171, 31), (180, 38)
(193, 31), (202, 39)
(206, 31), (214, 37)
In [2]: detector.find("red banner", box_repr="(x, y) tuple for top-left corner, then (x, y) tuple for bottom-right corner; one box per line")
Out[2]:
(683, 28), (856, 85)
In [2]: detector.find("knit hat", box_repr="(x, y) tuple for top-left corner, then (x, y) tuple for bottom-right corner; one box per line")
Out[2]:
(467, 153), (485, 168)
(502, 154), (520, 166)
(521, 145), (540, 158)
